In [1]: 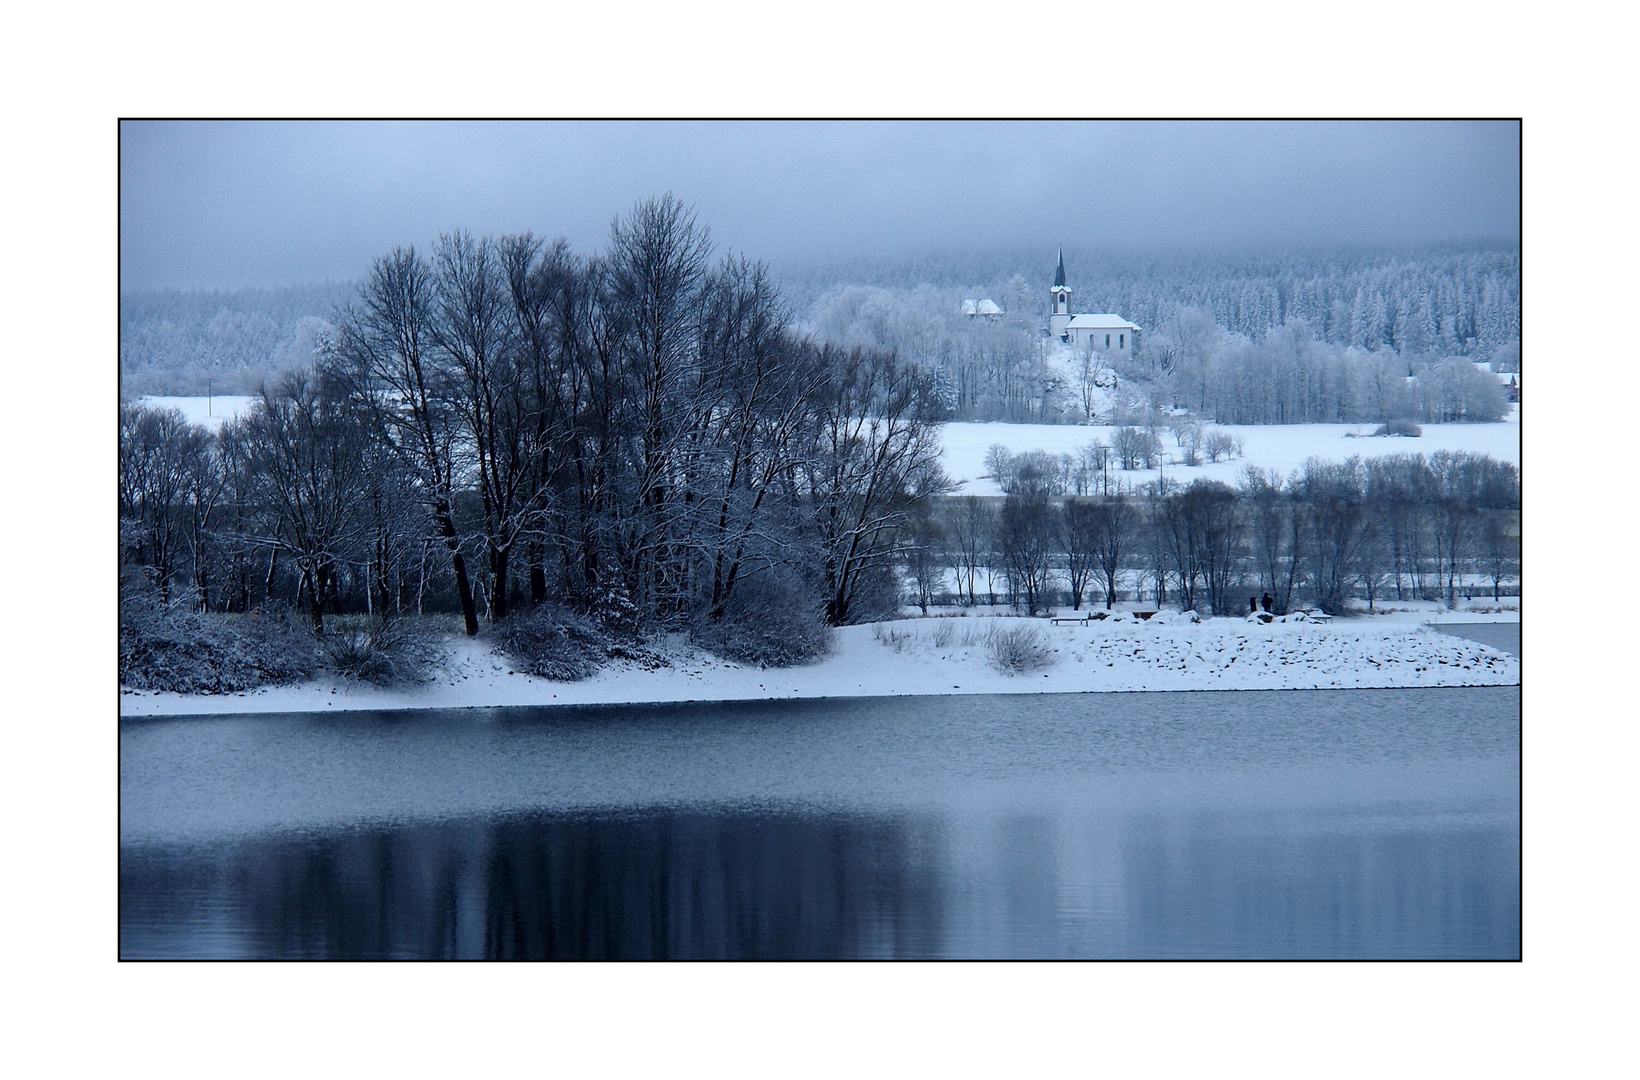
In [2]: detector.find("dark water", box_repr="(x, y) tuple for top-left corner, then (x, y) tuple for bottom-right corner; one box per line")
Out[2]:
(120, 688), (1520, 959)
(1432, 622), (1520, 656)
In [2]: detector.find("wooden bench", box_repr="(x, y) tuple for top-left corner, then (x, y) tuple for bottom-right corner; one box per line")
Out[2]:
(1051, 611), (1111, 626)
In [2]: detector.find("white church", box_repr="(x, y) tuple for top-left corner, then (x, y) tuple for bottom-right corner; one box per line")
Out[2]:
(1047, 248), (1140, 355)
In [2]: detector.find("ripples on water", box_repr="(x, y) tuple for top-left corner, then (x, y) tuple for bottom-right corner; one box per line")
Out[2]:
(120, 688), (1520, 959)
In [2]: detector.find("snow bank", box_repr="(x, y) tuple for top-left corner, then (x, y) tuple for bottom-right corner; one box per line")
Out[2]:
(120, 615), (1519, 718)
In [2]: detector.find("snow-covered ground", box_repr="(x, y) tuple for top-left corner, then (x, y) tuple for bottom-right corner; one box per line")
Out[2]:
(133, 395), (257, 432)
(120, 613), (1519, 719)
(136, 395), (1521, 495)
(940, 407), (1520, 496)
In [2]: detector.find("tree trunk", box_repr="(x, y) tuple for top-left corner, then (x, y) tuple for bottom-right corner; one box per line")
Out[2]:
(528, 539), (546, 607)
(490, 545), (510, 621)
(433, 500), (479, 635)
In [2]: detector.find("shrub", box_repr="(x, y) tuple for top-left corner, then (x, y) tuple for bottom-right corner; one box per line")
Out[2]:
(234, 603), (328, 684)
(872, 623), (913, 653)
(119, 597), (323, 693)
(323, 617), (438, 686)
(694, 574), (831, 668)
(493, 604), (611, 681)
(1373, 418), (1423, 437)
(985, 626), (1056, 674)
(929, 619), (955, 649)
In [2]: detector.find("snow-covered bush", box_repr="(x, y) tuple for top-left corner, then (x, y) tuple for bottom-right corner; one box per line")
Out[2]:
(586, 581), (641, 635)
(693, 575), (831, 668)
(985, 626), (1055, 674)
(1373, 419), (1423, 437)
(493, 604), (611, 681)
(119, 597), (323, 693)
(323, 617), (438, 686)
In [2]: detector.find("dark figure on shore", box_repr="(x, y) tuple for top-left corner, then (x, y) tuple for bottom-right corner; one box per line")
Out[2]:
(1250, 597), (1258, 614)
(1261, 593), (1274, 613)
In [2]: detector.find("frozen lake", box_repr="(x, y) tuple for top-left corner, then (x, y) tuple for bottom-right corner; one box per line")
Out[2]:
(120, 687), (1520, 959)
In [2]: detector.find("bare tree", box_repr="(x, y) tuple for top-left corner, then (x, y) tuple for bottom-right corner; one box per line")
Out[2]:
(605, 193), (714, 617)
(1240, 465), (1301, 614)
(996, 490), (1056, 615)
(943, 495), (993, 607)
(1061, 498), (1098, 610)
(1089, 496), (1136, 609)
(333, 246), (481, 635)
(119, 404), (214, 606)
(688, 255), (824, 623)
(804, 346), (950, 625)
(231, 368), (372, 632)
(431, 230), (535, 621)
(1295, 456), (1372, 615)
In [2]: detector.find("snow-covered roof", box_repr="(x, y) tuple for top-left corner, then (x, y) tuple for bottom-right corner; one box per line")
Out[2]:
(976, 298), (1002, 315)
(1065, 314), (1141, 330)
(961, 299), (977, 315)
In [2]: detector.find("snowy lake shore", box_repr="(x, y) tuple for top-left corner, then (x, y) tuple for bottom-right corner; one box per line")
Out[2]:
(120, 610), (1519, 719)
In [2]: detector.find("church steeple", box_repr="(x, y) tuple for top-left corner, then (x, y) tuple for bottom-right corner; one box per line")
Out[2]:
(1049, 246), (1073, 336)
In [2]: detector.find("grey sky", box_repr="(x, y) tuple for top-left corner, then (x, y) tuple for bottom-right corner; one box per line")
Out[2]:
(120, 120), (1519, 290)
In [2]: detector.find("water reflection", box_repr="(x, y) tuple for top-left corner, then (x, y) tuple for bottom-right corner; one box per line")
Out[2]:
(121, 688), (1519, 959)
(120, 803), (1517, 960)
(122, 810), (950, 959)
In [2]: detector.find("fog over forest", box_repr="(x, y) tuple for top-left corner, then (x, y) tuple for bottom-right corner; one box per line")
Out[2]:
(122, 121), (1519, 425)
(121, 238), (1519, 432)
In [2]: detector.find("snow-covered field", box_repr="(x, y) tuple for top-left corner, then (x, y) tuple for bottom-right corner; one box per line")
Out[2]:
(133, 395), (257, 432)
(120, 613), (1519, 719)
(137, 395), (1521, 496)
(940, 407), (1520, 496)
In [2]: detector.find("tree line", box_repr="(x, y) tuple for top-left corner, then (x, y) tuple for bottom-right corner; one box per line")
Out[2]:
(787, 242), (1518, 359)
(903, 451), (1520, 617)
(120, 196), (950, 654)
(797, 243), (1517, 426)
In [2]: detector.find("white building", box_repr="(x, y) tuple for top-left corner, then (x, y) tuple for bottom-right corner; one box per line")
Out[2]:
(1047, 248), (1139, 355)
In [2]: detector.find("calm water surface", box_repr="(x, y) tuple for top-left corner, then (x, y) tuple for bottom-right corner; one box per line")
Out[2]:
(120, 688), (1519, 959)
(1432, 622), (1520, 656)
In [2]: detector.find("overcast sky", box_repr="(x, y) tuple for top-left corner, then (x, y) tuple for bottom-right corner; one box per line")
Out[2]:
(120, 120), (1519, 290)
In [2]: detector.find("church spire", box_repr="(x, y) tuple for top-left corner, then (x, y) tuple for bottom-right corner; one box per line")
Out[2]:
(1053, 246), (1066, 288)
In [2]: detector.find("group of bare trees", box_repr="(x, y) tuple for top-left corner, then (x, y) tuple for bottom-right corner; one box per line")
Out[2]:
(1138, 316), (1512, 426)
(903, 451), (1519, 617)
(119, 196), (949, 645)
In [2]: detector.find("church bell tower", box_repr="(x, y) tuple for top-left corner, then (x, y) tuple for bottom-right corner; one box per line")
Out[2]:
(1049, 246), (1072, 340)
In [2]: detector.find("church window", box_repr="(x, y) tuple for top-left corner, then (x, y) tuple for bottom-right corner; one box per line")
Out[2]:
(1119, 333), (1125, 348)
(1105, 334), (1111, 349)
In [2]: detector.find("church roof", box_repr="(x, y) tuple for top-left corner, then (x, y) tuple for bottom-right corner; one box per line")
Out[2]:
(1065, 313), (1141, 330)
(1053, 248), (1067, 288)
